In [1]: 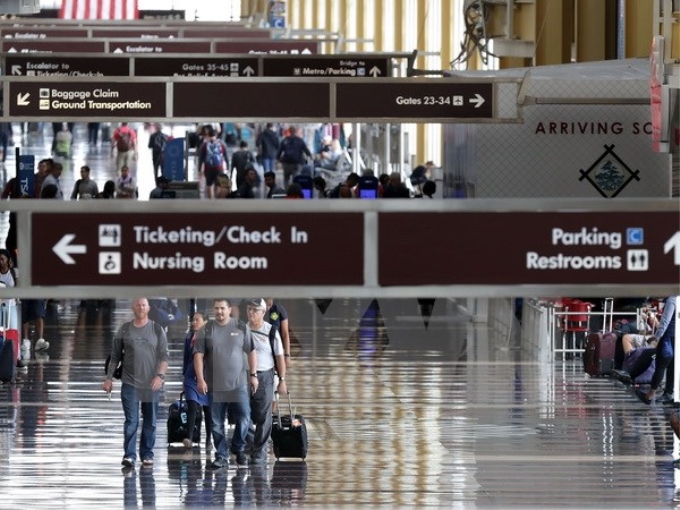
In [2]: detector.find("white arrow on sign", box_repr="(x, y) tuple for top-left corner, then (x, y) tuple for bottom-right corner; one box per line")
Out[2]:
(53, 234), (87, 264)
(469, 93), (485, 108)
(16, 92), (30, 106)
(7, 47), (16, 53)
(112, 47), (124, 53)
(242, 66), (255, 76)
(11, 65), (21, 75)
(664, 231), (680, 265)
(369, 66), (381, 77)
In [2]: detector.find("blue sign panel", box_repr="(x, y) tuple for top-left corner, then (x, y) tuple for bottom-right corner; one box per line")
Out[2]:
(161, 138), (185, 181)
(18, 154), (35, 197)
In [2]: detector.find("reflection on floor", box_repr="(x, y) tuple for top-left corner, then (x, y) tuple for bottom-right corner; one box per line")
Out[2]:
(1, 297), (679, 508)
(1, 122), (194, 200)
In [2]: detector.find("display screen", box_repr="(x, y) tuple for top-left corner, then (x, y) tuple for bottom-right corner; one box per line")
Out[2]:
(359, 189), (377, 199)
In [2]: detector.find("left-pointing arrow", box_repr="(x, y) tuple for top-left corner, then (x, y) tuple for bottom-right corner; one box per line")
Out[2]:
(16, 92), (30, 106)
(53, 234), (87, 265)
(11, 65), (21, 75)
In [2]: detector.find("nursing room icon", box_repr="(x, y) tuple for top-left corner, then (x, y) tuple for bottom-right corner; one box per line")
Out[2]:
(99, 252), (121, 274)
(98, 224), (121, 274)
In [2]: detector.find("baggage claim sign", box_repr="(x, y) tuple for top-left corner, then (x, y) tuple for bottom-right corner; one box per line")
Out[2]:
(32, 213), (364, 286)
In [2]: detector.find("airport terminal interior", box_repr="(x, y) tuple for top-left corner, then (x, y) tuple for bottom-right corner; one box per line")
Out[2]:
(0, 123), (677, 506)
(0, 1), (679, 508)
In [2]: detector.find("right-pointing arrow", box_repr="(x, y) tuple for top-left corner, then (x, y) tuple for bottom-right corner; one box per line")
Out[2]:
(53, 234), (87, 265)
(16, 92), (30, 106)
(663, 231), (680, 265)
(469, 93), (485, 108)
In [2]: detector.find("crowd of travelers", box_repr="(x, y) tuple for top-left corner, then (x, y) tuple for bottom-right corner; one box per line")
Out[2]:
(103, 297), (293, 470)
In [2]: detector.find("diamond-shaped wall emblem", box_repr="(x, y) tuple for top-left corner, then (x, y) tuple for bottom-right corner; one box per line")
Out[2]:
(578, 144), (641, 198)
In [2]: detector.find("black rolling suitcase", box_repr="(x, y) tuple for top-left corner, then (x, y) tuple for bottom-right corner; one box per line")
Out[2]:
(271, 393), (308, 460)
(167, 392), (202, 444)
(0, 338), (16, 384)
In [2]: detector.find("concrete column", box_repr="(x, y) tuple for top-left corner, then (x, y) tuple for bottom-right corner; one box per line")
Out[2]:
(575, 0), (607, 62)
(624, 0), (654, 58)
(534, 0), (572, 65)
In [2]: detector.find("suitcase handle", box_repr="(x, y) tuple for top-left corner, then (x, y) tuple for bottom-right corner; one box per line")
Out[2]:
(274, 391), (294, 429)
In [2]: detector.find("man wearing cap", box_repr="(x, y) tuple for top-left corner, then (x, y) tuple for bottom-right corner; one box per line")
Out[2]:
(245, 298), (287, 464)
(194, 298), (258, 469)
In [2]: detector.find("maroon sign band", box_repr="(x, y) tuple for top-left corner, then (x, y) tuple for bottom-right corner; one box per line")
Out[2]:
(32, 213), (364, 286)
(379, 212), (679, 285)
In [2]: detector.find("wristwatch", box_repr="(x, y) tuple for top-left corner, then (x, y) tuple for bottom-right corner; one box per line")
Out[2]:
(279, 376), (286, 382)
(250, 373), (258, 378)
(156, 373), (165, 380)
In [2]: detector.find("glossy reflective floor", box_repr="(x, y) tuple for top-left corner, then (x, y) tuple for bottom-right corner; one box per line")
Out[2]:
(1, 297), (679, 509)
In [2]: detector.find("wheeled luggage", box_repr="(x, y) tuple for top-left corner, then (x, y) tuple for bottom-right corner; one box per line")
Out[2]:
(0, 337), (16, 383)
(167, 392), (202, 444)
(584, 332), (617, 377)
(271, 392), (308, 460)
(0, 301), (18, 383)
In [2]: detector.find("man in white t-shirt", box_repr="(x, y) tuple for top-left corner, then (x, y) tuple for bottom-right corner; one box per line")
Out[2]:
(245, 298), (287, 464)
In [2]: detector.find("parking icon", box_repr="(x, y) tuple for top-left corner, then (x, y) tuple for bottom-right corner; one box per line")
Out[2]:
(626, 228), (644, 245)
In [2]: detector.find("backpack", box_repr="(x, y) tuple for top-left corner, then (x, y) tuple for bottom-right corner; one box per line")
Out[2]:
(117, 130), (132, 152)
(280, 139), (300, 164)
(104, 321), (164, 379)
(205, 140), (224, 168)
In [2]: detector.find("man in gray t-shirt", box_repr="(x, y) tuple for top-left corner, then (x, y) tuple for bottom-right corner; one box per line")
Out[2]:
(103, 297), (169, 469)
(194, 298), (257, 469)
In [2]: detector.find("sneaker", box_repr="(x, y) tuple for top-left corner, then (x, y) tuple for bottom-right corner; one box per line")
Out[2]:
(659, 392), (674, 404)
(142, 458), (154, 467)
(183, 438), (193, 449)
(121, 457), (135, 468)
(21, 339), (31, 351)
(211, 457), (227, 469)
(249, 449), (266, 465)
(35, 338), (49, 351)
(636, 389), (653, 405)
(235, 451), (248, 468)
(16, 359), (28, 370)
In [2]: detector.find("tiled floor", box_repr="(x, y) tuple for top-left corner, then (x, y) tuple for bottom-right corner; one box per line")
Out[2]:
(1, 122), (197, 200)
(1, 297), (679, 508)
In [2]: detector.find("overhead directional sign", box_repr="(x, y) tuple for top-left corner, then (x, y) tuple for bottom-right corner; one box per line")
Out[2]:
(8, 82), (166, 118)
(5, 55), (129, 77)
(107, 40), (211, 53)
(1, 40), (106, 53)
(336, 82), (494, 119)
(2, 78), (508, 122)
(32, 213), (364, 286)
(214, 40), (317, 54)
(0, 28), (89, 38)
(261, 56), (390, 78)
(173, 82), (330, 118)
(2, 53), (401, 78)
(379, 212), (680, 285)
(0, 38), (318, 55)
(134, 57), (259, 77)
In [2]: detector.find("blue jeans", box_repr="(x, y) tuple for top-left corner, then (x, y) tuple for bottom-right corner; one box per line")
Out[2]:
(261, 158), (276, 173)
(209, 389), (250, 461)
(121, 383), (160, 461)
